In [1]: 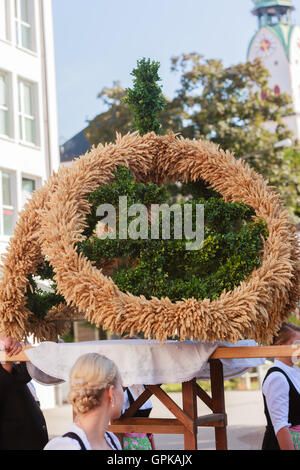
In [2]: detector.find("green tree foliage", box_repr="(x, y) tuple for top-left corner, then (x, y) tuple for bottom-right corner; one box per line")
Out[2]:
(265, 146), (300, 219)
(77, 167), (268, 302)
(170, 54), (292, 161)
(85, 82), (133, 145)
(123, 58), (166, 135)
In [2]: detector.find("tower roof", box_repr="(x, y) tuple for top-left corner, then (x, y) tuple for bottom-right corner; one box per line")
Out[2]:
(252, 1), (294, 10)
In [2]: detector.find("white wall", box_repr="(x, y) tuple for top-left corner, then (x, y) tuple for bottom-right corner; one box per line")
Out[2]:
(0, 0), (59, 258)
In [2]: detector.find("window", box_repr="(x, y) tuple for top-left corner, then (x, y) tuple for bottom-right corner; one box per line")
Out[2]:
(0, 73), (9, 137)
(0, 0), (8, 41)
(18, 80), (37, 144)
(0, 171), (15, 236)
(15, 0), (34, 50)
(22, 177), (35, 206)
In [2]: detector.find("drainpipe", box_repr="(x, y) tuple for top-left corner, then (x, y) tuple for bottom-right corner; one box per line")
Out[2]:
(39, 0), (52, 179)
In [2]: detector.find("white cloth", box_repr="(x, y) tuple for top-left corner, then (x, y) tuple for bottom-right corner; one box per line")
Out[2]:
(262, 359), (300, 435)
(44, 423), (121, 450)
(26, 339), (265, 387)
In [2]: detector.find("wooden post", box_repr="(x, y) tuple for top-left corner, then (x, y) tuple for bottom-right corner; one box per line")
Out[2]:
(182, 378), (198, 450)
(210, 359), (227, 450)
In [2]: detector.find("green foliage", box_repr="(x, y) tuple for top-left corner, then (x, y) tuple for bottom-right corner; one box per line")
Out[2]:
(123, 58), (166, 135)
(266, 146), (300, 220)
(289, 312), (300, 327)
(25, 273), (65, 320)
(60, 329), (75, 343)
(170, 54), (293, 158)
(77, 167), (268, 303)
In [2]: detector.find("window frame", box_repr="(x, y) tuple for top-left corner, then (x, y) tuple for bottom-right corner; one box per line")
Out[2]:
(14, 0), (35, 52)
(0, 170), (16, 238)
(21, 175), (37, 207)
(0, 70), (13, 139)
(0, 0), (10, 42)
(18, 78), (39, 146)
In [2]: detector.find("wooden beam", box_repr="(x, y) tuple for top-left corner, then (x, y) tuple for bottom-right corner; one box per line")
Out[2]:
(146, 385), (194, 434)
(211, 345), (299, 359)
(210, 360), (228, 450)
(196, 413), (226, 427)
(182, 379), (198, 450)
(121, 388), (154, 419)
(195, 383), (213, 410)
(108, 418), (185, 434)
(0, 348), (31, 362)
(2, 344), (299, 363)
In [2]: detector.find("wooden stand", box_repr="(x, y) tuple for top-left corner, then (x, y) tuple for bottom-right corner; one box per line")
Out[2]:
(1, 344), (298, 450)
(108, 359), (227, 450)
(108, 345), (299, 450)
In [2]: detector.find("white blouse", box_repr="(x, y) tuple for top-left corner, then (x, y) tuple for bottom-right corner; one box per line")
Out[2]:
(44, 423), (122, 450)
(262, 359), (300, 435)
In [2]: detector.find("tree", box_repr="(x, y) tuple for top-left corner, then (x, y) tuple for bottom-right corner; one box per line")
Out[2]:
(170, 53), (293, 172)
(85, 81), (133, 146)
(268, 146), (300, 219)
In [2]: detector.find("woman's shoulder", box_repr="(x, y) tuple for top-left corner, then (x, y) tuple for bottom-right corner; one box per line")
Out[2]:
(262, 366), (291, 394)
(44, 436), (82, 450)
(44, 423), (90, 450)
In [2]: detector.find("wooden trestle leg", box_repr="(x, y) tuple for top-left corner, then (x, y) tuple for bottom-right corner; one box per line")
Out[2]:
(209, 359), (228, 450)
(182, 379), (198, 450)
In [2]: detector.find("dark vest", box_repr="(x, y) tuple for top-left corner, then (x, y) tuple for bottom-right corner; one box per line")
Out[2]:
(262, 366), (300, 450)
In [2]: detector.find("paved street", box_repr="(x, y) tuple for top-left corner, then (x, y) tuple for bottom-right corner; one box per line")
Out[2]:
(43, 390), (266, 450)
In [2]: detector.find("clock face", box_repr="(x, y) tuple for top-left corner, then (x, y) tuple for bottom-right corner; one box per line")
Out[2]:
(255, 35), (276, 57)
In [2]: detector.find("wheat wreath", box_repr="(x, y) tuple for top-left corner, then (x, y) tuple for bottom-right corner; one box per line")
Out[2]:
(35, 132), (300, 344)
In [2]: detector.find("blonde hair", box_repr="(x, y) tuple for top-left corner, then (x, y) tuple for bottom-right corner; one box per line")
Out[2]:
(68, 353), (119, 415)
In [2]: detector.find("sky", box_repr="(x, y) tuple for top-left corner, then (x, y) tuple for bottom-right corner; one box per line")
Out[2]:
(52, 0), (300, 144)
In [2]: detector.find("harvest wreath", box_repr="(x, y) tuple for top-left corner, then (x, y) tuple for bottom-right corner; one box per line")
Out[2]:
(33, 130), (299, 344)
(0, 131), (299, 342)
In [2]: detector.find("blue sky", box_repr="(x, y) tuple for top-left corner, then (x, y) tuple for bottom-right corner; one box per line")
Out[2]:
(52, 0), (300, 143)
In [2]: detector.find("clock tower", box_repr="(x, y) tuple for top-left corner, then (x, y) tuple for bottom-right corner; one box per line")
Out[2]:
(248, 0), (300, 140)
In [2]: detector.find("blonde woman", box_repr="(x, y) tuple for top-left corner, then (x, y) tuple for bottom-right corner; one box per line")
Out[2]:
(44, 353), (124, 450)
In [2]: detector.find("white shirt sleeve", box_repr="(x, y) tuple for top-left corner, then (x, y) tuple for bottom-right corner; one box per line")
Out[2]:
(262, 371), (291, 435)
(44, 437), (81, 450)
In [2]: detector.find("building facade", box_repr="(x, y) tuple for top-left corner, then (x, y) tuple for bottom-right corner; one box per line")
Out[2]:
(0, 0), (60, 258)
(248, 0), (300, 140)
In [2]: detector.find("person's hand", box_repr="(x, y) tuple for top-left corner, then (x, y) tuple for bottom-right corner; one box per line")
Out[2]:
(3, 337), (23, 357)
